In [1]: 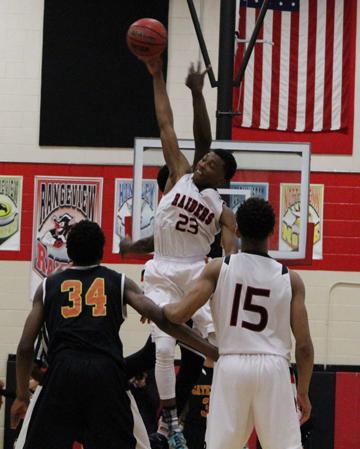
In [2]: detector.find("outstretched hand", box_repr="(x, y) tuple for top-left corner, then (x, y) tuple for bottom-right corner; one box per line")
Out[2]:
(141, 57), (163, 76)
(186, 61), (209, 94)
(119, 235), (133, 256)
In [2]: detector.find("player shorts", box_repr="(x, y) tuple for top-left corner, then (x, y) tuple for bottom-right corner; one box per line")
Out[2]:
(15, 350), (150, 449)
(205, 354), (302, 449)
(144, 256), (214, 338)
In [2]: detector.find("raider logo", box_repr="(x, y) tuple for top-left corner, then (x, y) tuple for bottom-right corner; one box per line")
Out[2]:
(34, 181), (98, 278)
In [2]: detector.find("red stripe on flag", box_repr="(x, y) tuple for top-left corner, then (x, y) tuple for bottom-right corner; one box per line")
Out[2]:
(252, 8), (264, 128)
(323, 0), (335, 130)
(287, 10), (300, 131)
(341, 0), (352, 129)
(305, 1), (317, 131)
(269, 11), (281, 129)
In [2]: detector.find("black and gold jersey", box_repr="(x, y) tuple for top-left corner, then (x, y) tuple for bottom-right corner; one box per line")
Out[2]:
(184, 366), (213, 427)
(43, 265), (126, 367)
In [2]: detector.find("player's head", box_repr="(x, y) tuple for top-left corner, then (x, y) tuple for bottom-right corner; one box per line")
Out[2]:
(66, 220), (105, 265)
(236, 197), (275, 242)
(193, 150), (237, 189)
(157, 164), (169, 193)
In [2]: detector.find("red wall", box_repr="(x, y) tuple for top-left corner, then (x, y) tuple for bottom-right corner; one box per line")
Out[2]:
(334, 373), (360, 449)
(1, 162), (359, 271)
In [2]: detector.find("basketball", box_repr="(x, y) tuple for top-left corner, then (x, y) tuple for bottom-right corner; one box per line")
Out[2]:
(126, 18), (167, 59)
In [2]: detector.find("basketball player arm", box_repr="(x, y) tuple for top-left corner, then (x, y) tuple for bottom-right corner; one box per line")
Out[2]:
(123, 277), (218, 360)
(11, 285), (45, 428)
(146, 59), (191, 192)
(119, 235), (154, 255)
(220, 205), (238, 255)
(0, 380), (4, 409)
(163, 258), (222, 324)
(186, 62), (212, 167)
(290, 270), (314, 425)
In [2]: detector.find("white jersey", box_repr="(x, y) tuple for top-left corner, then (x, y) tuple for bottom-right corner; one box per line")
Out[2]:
(154, 174), (223, 258)
(211, 252), (292, 360)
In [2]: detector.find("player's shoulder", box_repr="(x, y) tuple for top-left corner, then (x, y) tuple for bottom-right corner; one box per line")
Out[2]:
(45, 268), (69, 284)
(97, 265), (124, 279)
(168, 173), (192, 192)
(179, 173), (193, 184)
(288, 269), (304, 288)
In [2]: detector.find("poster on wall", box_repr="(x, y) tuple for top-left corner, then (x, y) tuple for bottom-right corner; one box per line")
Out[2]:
(31, 176), (103, 296)
(279, 184), (324, 259)
(0, 176), (22, 251)
(228, 182), (269, 213)
(226, 182), (268, 250)
(113, 179), (158, 253)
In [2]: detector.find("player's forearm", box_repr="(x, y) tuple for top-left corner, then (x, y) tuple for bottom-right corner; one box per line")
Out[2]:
(153, 71), (174, 130)
(295, 340), (314, 395)
(123, 236), (154, 254)
(16, 343), (34, 400)
(163, 303), (192, 325)
(222, 232), (238, 256)
(192, 92), (212, 166)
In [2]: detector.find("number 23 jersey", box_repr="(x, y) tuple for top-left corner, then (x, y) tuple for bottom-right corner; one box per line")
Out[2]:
(154, 174), (223, 258)
(211, 252), (292, 360)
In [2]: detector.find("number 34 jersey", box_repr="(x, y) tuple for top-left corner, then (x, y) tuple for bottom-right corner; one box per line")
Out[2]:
(43, 265), (127, 366)
(154, 174), (223, 258)
(211, 252), (292, 360)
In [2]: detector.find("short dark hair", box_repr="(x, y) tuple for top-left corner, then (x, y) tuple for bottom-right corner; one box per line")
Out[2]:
(236, 197), (275, 240)
(66, 220), (105, 265)
(157, 165), (169, 193)
(212, 149), (237, 180)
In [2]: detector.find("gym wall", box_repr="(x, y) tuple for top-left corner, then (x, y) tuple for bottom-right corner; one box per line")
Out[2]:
(0, 1), (360, 447)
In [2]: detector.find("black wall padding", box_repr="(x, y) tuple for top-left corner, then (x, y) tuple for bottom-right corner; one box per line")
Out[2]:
(40, 1), (169, 147)
(4, 355), (17, 449)
(309, 371), (336, 449)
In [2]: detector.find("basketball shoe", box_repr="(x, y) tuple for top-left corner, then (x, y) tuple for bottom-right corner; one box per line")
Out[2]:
(168, 430), (188, 449)
(149, 432), (169, 449)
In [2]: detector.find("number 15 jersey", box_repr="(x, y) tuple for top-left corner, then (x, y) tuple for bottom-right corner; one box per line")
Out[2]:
(154, 174), (223, 258)
(211, 252), (292, 360)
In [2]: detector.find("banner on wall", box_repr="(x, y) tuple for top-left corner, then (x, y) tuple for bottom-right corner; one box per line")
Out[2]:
(0, 176), (22, 251)
(31, 176), (103, 296)
(113, 179), (158, 253)
(279, 184), (324, 259)
(228, 182), (269, 213)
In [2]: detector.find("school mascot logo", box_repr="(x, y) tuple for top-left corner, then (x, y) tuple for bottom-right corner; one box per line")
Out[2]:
(33, 179), (101, 278)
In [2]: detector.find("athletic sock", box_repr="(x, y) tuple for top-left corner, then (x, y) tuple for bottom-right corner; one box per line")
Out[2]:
(157, 416), (169, 437)
(162, 406), (181, 434)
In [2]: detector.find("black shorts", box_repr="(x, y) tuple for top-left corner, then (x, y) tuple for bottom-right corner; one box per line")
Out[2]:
(16, 351), (149, 449)
(183, 425), (206, 449)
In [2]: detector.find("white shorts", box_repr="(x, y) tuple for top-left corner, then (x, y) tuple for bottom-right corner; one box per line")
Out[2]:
(144, 257), (214, 338)
(205, 354), (302, 449)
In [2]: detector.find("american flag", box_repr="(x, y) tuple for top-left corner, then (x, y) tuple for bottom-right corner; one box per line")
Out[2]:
(233, 0), (352, 132)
